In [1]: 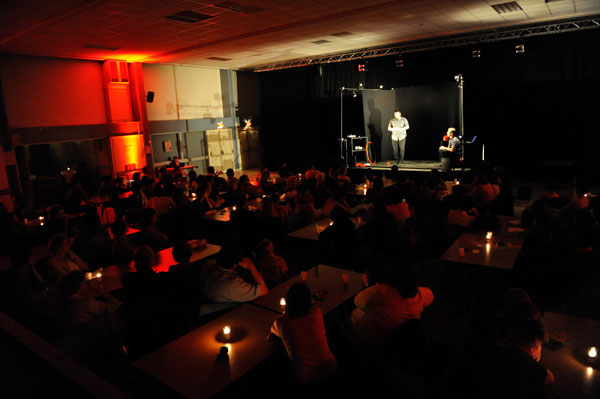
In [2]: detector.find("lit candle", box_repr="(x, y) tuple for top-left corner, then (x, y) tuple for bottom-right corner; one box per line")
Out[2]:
(280, 298), (286, 311)
(39, 216), (43, 221)
(95, 272), (102, 279)
(232, 206), (237, 211)
(192, 193), (197, 198)
(486, 242), (491, 253)
(587, 367), (594, 376)
(223, 326), (231, 339)
(486, 232), (493, 241)
(363, 183), (367, 188)
(329, 221), (333, 226)
(589, 346), (597, 359)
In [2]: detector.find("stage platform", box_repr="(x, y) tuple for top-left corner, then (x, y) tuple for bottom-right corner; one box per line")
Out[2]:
(349, 159), (469, 173)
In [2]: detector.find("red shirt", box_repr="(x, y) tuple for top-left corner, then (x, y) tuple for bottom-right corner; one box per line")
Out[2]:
(271, 306), (337, 382)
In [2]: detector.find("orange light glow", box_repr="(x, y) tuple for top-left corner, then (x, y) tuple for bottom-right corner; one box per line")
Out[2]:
(110, 134), (146, 175)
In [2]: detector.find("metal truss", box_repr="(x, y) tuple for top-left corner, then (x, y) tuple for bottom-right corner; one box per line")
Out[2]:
(249, 15), (600, 72)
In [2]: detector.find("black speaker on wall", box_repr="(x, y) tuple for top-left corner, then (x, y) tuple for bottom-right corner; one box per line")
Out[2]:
(146, 91), (155, 103)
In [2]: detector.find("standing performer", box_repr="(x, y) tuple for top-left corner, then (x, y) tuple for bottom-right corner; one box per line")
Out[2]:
(387, 110), (410, 164)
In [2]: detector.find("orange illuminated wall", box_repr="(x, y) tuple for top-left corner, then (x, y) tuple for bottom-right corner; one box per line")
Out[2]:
(0, 55), (107, 127)
(110, 134), (146, 175)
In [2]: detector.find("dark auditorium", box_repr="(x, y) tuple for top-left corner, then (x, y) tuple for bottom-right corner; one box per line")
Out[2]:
(1, 1), (599, 398)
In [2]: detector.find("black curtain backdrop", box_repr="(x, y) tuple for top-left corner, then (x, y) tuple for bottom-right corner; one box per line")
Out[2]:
(258, 29), (600, 174)
(362, 84), (459, 162)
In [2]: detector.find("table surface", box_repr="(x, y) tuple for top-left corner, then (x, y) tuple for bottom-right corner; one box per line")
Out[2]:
(153, 243), (221, 273)
(348, 180), (395, 196)
(251, 265), (364, 315)
(541, 312), (600, 398)
(135, 304), (278, 399)
(87, 195), (112, 204)
(440, 232), (522, 270)
(94, 242), (221, 292)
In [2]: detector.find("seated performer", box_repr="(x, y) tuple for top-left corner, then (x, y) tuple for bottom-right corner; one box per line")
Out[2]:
(439, 127), (462, 171)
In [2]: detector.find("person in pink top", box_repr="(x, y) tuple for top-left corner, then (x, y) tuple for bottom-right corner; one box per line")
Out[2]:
(351, 261), (433, 353)
(269, 283), (338, 383)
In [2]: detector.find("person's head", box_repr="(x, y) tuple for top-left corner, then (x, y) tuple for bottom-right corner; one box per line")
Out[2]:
(502, 299), (548, 347)
(172, 240), (192, 264)
(132, 172), (141, 182)
(217, 231), (243, 269)
(226, 168), (235, 178)
(373, 176), (384, 190)
(260, 171), (271, 184)
(173, 156), (179, 165)
(48, 234), (71, 256)
(239, 174), (249, 185)
(447, 127), (456, 137)
(110, 220), (128, 240)
(389, 261), (418, 299)
(394, 110), (401, 119)
(286, 283), (312, 318)
(473, 172), (489, 185)
(207, 166), (215, 175)
(259, 239), (274, 256)
(57, 271), (84, 297)
(134, 245), (155, 271)
(330, 205), (349, 223)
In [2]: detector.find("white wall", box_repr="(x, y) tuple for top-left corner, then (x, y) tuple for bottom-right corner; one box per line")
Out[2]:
(143, 64), (225, 121)
(0, 55), (107, 128)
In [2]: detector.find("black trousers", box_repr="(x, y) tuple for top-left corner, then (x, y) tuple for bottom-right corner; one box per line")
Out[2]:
(392, 139), (406, 162)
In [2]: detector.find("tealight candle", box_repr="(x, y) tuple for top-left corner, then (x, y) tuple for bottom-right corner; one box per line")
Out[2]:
(363, 184), (367, 188)
(280, 298), (286, 311)
(223, 326), (231, 339)
(589, 346), (597, 359)
(95, 272), (102, 279)
(232, 206), (237, 211)
(486, 232), (493, 241)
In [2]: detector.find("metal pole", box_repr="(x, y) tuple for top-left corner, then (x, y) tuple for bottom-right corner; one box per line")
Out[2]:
(458, 76), (465, 173)
(340, 87), (346, 166)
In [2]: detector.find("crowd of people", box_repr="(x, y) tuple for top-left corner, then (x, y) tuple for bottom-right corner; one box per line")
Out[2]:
(0, 159), (598, 397)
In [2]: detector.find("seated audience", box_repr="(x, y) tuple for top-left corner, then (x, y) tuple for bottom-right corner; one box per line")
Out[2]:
(257, 239), (289, 287)
(269, 283), (338, 383)
(47, 234), (88, 281)
(351, 260), (433, 353)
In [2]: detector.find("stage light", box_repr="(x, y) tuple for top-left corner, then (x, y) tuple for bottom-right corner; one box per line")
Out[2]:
(515, 44), (525, 54)
(352, 90), (358, 98)
(358, 63), (366, 72)
(359, 83), (363, 88)
(454, 74), (463, 82)
(472, 50), (481, 58)
(395, 56), (404, 67)
(379, 85), (383, 89)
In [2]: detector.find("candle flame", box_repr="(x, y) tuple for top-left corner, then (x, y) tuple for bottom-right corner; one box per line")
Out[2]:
(223, 326), (231, 335)
(589, 347), (597, 358)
